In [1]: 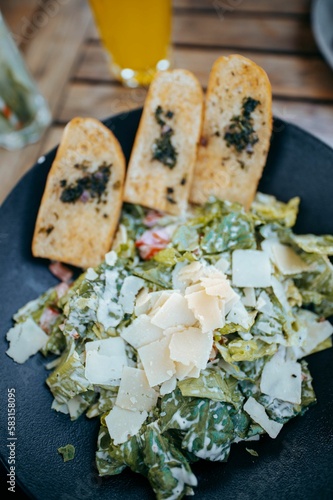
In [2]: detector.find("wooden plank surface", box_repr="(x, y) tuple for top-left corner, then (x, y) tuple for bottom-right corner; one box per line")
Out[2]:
(0, 0), (92, 204)
(173, 0), (310, 14)
(87, 13), (318, 54)
(75, 44), (333, 100)
(0, 0), (39, 45)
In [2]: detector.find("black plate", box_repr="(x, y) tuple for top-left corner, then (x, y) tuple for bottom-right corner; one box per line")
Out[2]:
(0, 109), (333, 500)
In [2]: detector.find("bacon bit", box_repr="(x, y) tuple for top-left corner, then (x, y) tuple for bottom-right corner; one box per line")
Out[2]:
(49, 261), (73, 283)
(69, 329), (80, 340)
(135, 228), (170, 260)
(39, 307), (60, 333)
(143, 210), (164, 227)
(55, 282), (70, 299)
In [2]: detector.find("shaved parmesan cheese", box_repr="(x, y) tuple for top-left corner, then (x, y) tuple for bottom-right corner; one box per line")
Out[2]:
(105, 250), (117, 266)
(138, 337), (176, 387)
(256, 291), (277, 318)
(6, 317), (48, 364)
(232, 250), (271, 288)
(85, 337), (127, 357)
(187, 365), (202, 379)
(242, 287), (256, 307)
(244, 397), (283, 439)
(172, 262), (188, 293)
(105, 406), (147, 445)
(224, 290), (241, 315)
(116, 367), (158, 411)
(85, 350), (127, 385)
(150, 292), (196, 329)
(86, 268), (98, 281)
(227, 300), (253, 329)
(118, 276), (144, 314)
(67, 395), (87, 419)
(160, 375), (177, 396)
(270, 242), (309, 275)
(148, 291), (174, 316)
(174, 361), (196, 380)
(260, 349), (302, 404)
(169, 327), (213, 370)
(299, 319), (333, 358)
(215, 256), (230, 274)
(134, 289), (154, 316)
(186, 290), (223, 332)
(51, 399), (69, 414)
(271, 276), (290, 311)
(121, 315), (163, 349)
(200, 276), (228, 297)
(185, 283), (204, 295)
(178, 261), (203, 285)
(85, 338), (128, 385)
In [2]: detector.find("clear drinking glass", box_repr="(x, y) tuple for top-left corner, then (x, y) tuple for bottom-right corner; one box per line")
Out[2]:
(0, 11), (51, 150)
(88, 0), (172, 87)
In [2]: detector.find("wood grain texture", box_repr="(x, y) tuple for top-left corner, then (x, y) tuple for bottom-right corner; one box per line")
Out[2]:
(86, 13), (318, 54)
(0, 0), (39, 45)
(58, 83), (148, 123)
(0, 0), (91, 204)
(173, 0), (310, 14)
(75, 44), (333, 100)
(172, 13), (317, 53)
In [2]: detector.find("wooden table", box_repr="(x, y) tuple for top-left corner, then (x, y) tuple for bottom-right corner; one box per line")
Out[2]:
(1, 0), (333, 205)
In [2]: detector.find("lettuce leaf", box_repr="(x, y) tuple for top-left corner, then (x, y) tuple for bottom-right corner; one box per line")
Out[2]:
(172, 225), (199, 252)
(144, 422), (197, 500)
(294, 254), (333, 317)
(178, 367), (243, 408)
(46, 350), (92, 404)
(251, 193), (300, 228)
(96, 425), (126, 476)
(133, 261), (172, 289)
(218, 338), (277, 363)
(201, 211), (256, 254)
(108, 432), (147, 476)
(292, 234), (333, 255)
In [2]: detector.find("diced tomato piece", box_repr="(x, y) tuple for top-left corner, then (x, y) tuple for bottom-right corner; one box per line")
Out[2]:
(39, 307), (60, 333)
(135, 228), (170, 260)
(143, 210), (163, 227)
(55, 282), (70, 298)
(49, 261), (73, 282)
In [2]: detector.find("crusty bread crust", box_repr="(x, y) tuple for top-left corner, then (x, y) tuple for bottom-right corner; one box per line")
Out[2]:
(123, 69), (203, 215)
(32, 117), (125, 269)
(190, 55), (272, 209)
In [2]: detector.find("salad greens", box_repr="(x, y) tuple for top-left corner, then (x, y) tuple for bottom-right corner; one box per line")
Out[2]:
(57, 444), (76, 462)
(5, 193), (333, 500)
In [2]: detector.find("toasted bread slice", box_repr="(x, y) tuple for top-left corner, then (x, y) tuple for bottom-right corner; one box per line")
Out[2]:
(190, 55), (272, 209)
(32, 117), (125, 269)
(123, 69), (203, 215)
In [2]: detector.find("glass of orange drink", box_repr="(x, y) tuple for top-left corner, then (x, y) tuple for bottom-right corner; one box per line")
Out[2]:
(88, 0), (172, 87)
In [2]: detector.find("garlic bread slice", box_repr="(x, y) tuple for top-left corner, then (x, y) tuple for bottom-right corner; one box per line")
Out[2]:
(32, 117), (125, 268)
(190, 55), (272, 209)
(124, 69), (203, 215)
